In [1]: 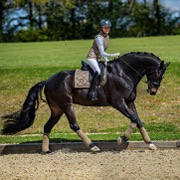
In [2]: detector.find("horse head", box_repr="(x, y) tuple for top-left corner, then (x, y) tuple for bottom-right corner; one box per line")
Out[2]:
(146, 61), (170, 95)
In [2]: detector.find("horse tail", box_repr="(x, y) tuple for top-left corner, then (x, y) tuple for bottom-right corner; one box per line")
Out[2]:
(1, 80), (47, 135)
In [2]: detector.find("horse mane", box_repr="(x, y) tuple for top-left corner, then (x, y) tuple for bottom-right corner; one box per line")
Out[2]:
(123, 52), (160, 60)
(112, 52), (161, 64)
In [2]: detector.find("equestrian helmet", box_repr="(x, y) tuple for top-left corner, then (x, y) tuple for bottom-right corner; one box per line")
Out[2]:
(100, 19), (112, 27)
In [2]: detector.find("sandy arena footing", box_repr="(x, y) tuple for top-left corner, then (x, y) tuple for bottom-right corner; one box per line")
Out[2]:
(0, 148), (180, 180)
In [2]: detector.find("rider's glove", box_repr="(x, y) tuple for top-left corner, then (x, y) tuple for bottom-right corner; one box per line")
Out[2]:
(110, 52), (120, 57)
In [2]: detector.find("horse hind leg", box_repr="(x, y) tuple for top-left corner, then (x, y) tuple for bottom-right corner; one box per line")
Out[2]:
(42, 108), (64, 154)
(76, 130), (100, 152)
(64, 104), (100, 152)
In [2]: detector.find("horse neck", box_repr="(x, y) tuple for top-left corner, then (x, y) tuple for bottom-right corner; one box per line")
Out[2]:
(109, 53), (160, 85)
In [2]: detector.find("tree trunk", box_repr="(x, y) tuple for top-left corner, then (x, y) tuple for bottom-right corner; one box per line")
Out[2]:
(153, 0), (161, 35)
(143, 0), (147, 7)
(0, 1), (5, 33)
(28, 2), (34, 30)
(127, 0), (136, 15)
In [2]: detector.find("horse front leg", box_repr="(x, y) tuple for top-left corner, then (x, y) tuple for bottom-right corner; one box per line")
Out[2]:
(118, 124), (157, 150)
(114, 100), (157, 150)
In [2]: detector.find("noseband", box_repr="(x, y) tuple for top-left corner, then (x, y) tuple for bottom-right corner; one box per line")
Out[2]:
(146, 69), (163, 91)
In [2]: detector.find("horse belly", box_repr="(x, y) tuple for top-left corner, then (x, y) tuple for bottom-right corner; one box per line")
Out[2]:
(72, 89), (109, 106)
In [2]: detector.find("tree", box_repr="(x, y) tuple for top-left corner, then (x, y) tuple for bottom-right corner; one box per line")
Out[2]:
(0, 0), (6, 41)
(128, 1), (180, 37)
(1, 0), (179, 42)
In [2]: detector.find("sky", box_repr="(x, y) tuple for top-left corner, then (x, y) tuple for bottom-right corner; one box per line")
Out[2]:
(122, 0), (180, 12)
(160, 0), (180, 11)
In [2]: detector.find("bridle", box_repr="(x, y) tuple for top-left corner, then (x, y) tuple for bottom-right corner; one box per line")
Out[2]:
(119, 57), (164, 88)
(146, 69), (163, 88)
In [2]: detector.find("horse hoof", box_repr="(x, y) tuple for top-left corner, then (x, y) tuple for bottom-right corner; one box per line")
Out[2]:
(117, 136), (128, 145)
(149, 143), (157, 150)
(90, 146), (100, 152)
(41, 150), (55, 155)
(117, 136), (122, 145)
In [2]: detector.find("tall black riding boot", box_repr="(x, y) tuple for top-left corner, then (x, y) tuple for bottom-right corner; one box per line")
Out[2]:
(88, 72), (99, 101)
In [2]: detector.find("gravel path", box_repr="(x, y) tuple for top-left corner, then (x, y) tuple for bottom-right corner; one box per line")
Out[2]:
(0, 149), (180, 180)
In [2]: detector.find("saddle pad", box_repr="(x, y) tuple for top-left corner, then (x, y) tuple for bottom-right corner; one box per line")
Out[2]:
(74, 69), (90, 88)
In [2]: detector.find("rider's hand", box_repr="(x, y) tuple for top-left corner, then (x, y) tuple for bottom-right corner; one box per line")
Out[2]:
(111, 52), (120, 57)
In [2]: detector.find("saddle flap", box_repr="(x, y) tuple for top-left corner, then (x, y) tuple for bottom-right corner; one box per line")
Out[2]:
(74, 61), (107, 89)
(74, 69), (90, 88)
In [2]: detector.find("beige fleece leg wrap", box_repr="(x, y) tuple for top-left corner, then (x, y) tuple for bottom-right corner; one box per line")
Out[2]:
(140, 127), (151, 143)
(76, 130), (92, 147)
(124, 122), (137, 139)
(42, 133), (50, 152)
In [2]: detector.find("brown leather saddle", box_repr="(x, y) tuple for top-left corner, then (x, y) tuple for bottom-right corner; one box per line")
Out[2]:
(74, 61), (107, 88)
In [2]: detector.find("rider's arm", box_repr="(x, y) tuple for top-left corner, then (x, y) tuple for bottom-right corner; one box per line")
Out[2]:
(95, 36), (120, 61)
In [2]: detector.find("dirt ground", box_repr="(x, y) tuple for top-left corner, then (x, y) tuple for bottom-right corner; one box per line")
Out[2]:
(0, 149), (180, 180)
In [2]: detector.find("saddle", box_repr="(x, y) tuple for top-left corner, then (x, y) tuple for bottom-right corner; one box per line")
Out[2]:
(74, 61), (107, 88)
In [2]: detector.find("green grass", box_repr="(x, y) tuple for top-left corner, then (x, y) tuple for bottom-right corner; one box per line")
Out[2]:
(0, 35), (179, 143)
(1, 131), (179, 144)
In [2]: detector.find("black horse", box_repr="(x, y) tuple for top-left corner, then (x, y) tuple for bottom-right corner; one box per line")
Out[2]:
(1, 52), (170, 153)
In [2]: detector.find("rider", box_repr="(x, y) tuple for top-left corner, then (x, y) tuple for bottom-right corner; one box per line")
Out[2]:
(87, 19), (120, 101)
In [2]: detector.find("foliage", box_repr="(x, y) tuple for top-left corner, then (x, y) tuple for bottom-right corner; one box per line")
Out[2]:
(0, 0), (179, 42)
(130, 2), (180, 37)
(13, 29), (48, 41)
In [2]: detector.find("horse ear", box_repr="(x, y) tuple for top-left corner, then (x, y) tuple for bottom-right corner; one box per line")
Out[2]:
(159, 61), (164, 69)
(164, 62), (170, 69)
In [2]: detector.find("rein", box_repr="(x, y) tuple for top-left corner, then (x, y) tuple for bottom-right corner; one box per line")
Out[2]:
(119, 57), (147, 84)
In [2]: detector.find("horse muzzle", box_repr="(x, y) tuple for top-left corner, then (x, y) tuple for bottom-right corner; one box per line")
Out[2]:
(147, 87), (158, 95)
(147, 82), (159, 95)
